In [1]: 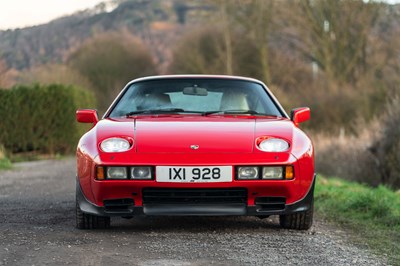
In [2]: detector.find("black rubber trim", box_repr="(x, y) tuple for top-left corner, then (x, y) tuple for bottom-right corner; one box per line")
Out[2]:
(76, 174), (316, 217)
(143, 203), (246, 216)
(247, 174), (316, 216)
(76, 178), (138, 217)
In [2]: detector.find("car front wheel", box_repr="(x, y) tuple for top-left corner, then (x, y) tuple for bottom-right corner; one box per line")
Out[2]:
(75, 201), (110, 229)
(279, 202), (313, 230)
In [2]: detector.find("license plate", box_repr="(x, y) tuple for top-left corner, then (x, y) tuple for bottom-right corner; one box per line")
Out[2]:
(156, 166), (232, 183)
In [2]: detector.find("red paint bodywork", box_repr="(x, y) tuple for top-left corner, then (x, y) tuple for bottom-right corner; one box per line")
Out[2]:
(76, 75), (314, 213)
(77, 116), (314, 207)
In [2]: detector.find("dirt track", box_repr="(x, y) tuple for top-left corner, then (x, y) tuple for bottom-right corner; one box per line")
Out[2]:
(0, 158), (389, 265)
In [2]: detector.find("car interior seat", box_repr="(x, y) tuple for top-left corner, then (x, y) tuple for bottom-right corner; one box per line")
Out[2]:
(137, 93), (172, 110)
(220, 91), (249, 111)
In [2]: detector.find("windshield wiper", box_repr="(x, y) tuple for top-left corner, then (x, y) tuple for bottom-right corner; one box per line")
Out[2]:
(126, 108), (279, 117)
(202, 109), (279, 116)
(126, 108), (185, 116)
(126, 108), (203, 117)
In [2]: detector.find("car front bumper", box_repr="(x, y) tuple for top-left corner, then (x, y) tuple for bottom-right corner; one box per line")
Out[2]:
(76, 174), (315, 217)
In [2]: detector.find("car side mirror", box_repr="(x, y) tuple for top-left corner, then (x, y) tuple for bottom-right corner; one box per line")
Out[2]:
(76, 109), (99, 125)
(291, 107), (310, 125)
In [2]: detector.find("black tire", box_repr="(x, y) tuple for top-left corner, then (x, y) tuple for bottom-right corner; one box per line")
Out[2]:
(279, 202), (314, 230)
(76, 201), (110, 229)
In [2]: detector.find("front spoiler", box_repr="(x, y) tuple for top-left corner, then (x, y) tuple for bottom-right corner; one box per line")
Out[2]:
(76, 175), (316, 217)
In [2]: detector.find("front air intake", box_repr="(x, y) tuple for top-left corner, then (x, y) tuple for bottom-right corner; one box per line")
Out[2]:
(142, 188), (247, 205)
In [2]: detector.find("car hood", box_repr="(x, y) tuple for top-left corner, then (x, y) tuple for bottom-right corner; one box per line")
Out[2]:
(96, 116), (294, 154)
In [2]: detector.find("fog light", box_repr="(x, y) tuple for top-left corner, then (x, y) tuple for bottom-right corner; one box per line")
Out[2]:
(107, 167), (128, 179)
(262, 167), (283, 179)
(237, 167), (259, 179)
(131, 167), (152, 179)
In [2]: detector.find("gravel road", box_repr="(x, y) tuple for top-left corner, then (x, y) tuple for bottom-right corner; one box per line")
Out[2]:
(0, 158), (389, 265)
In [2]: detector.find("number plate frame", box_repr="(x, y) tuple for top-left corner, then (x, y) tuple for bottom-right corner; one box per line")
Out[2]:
(156, 166), (232, 183)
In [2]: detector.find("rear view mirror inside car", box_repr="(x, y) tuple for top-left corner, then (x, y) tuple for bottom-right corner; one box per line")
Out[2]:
(183, 86), (208, 96)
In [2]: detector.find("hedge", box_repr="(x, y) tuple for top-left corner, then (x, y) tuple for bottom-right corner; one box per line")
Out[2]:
(0, 84), (96, 154)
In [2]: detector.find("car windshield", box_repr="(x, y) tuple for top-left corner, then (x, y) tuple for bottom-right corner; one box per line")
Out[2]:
(108, 78), (284, 118)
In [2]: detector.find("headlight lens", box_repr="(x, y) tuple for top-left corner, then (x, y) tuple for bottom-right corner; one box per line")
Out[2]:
(107, 167), (128, 179)
(258, 138), (289, 152)
(96, 166), (154, 180)
(131, 167), (152, 179)
(100, 138), (131, 152)
(237, 166), (259, 179)
(261, 166), (294, 180)
(262, 167), (283, 179)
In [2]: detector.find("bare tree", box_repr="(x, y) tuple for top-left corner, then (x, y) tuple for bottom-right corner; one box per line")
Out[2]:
(211, 0), (275, 83)
(218, 0), (234, 75)
(289, 0), (381, 85)
(231, 0), (275, 83)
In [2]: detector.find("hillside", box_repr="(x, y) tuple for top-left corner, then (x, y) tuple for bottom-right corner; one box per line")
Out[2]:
(1, 0), (399, 73)
(0, 0), (211, 71)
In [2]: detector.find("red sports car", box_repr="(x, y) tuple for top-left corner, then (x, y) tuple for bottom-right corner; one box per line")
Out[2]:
(75, 75), (315, 230)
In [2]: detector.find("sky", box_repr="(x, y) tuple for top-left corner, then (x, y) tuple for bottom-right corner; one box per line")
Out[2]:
(0, 0), (399, 30)
(0, 0), (105, 30)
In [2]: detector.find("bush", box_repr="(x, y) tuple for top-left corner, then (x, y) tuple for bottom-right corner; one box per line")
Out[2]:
(314, 96), (400, 189)
(68, 32), (157, 112)
(369, 96), (400, 188)
(313, 123), (381, 187)
(18, 64), (96, 94)
(0, 84), (95, 154)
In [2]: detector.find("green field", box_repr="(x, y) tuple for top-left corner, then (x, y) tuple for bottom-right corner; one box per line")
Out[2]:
(315, 176), (400, 264)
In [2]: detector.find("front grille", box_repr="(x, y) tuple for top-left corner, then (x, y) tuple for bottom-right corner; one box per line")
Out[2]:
(142, 188), (247, 205)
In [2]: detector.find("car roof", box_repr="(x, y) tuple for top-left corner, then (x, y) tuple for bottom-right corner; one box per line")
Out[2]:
(127, 75), (266, 86)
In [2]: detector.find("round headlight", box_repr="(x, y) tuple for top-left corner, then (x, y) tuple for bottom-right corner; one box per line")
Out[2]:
(258, 138), (289, 152)
(100, 138), (131, 152)
(131, 167), (152, 179)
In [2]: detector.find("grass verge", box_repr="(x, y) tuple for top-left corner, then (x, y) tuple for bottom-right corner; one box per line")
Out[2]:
(8, 152), (63, 163)
(315, 176), (400, 265)
(0, 158), (12, 170)
(0, 146), (12, 170)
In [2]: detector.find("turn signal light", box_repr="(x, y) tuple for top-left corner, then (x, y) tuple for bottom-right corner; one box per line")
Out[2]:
(285, 166), (294, 180)
(96, 166), (105, 180)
